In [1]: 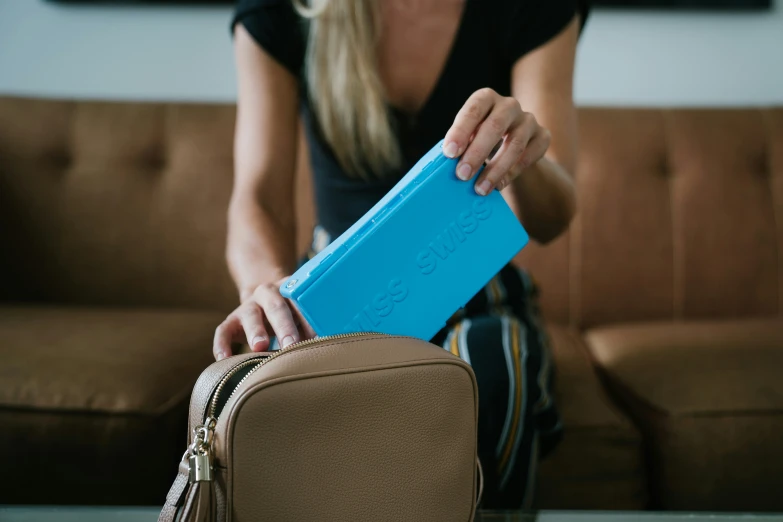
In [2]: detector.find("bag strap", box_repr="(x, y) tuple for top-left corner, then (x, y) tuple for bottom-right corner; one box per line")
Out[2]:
(158, 461), (217, 522)
(159, 461), (190, 522)
(476, 456), (484, 508)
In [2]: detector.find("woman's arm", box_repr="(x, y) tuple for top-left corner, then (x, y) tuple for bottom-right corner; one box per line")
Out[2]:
(506, 15), (580, 244)
(213, 25), (314, 360)
(229, 24), (299, 300)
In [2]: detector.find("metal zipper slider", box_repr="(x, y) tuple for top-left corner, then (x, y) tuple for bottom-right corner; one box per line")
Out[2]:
(189, 454), (212, 483)
(186, 417), (216, 483)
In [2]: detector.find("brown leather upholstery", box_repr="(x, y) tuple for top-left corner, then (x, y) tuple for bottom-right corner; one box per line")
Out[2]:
(535, 325), (647, 510)
(586, 320), (783, 510)
(1, 96), (781, 510)
(0, 307), (222, 413)
(518, 108), (783, 328)
(0, 98), (238, 310)
(0, 306), (221, 504)
(587, 320), (783, 415)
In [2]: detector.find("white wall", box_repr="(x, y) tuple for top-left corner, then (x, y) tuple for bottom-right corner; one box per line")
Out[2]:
(0, 0), (781, 106)
(0, 1), (237, 103)
(574, 5), (783, 106)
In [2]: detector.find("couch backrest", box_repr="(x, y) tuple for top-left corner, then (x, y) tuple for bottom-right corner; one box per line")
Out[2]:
(0, 97), (240, 311)
(1, 97), (781, 325)
(517, 108), (783, 327)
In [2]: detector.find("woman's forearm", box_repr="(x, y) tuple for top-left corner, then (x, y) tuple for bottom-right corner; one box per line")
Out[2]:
(506, 156), (576, 245)
(226, 196), (297, 302)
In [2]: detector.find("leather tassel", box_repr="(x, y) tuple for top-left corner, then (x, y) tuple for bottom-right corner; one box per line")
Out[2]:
(178, 480), (217, 522)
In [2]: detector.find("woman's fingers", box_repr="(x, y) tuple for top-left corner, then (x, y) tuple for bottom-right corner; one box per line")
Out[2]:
(457, 100), (520, 185)
(214, 314), (243, 361)
(256, 287), (300, 348)
(477, 113), (540, 193)
(444, 89), (552, 196)
(443, 88), (497, 160)
(214, 277), (316, 360)
(456, 97), (523, 187)
(239, 302), (271, 352)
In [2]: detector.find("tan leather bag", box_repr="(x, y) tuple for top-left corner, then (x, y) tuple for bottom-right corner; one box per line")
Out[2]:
(159, 333), (482, 522)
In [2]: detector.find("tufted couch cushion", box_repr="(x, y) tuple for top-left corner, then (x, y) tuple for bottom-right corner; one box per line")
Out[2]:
(516, 108), (783, 328)
(0, 98), (238, 311)
(0, 306), (221, 504)
(586, 319), (783, 511)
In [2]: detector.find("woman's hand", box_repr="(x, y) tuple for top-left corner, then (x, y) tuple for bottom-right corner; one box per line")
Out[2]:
(212, 276), (316, 361)
(442, 88), (551, 196)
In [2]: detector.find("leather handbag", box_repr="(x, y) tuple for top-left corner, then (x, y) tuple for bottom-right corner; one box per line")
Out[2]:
(159, 333), (482, 522)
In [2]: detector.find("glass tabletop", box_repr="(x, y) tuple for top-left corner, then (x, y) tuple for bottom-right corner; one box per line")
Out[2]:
(1, 507), (781, 522)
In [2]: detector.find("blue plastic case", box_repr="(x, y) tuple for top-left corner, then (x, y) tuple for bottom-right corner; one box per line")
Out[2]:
(280, 140), (529, 341)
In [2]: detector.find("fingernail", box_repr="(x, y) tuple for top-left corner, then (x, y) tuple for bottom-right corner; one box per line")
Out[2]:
(251, 336), (267, 351)
(476, 180), (492, 196)
(281, 335), (296, 348)
(216, 352), (226, 361)
(457, 163), (472, 180)
(443, 141), (459, 158)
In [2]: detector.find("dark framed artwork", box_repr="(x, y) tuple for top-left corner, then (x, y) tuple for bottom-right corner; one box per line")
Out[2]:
(46, 0), (236, 4)
(591, 0), (770, 8)
(47, 0), (773, 7)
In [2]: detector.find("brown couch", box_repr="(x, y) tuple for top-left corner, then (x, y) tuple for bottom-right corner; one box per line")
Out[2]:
(1, 96), (781, 511)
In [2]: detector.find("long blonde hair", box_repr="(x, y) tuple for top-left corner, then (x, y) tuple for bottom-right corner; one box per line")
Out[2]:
(292, 0), (401, 178)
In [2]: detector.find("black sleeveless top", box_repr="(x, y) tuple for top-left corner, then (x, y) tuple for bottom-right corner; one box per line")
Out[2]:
(232, 0), (590, 240)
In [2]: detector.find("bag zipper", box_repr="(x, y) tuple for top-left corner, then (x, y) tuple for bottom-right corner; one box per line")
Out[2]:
(207, 332), (384, 421)
(185, 332), (385, 483)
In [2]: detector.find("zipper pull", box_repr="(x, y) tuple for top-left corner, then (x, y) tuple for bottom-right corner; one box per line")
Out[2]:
(187, 417), (216, 483)
(188, 454), (212, 483)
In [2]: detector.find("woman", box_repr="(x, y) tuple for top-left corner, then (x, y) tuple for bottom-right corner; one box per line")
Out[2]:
(216, 0), (588, 509)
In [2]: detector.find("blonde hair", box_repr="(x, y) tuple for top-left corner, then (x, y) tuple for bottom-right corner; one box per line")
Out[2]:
(292, 0), (401, 178)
